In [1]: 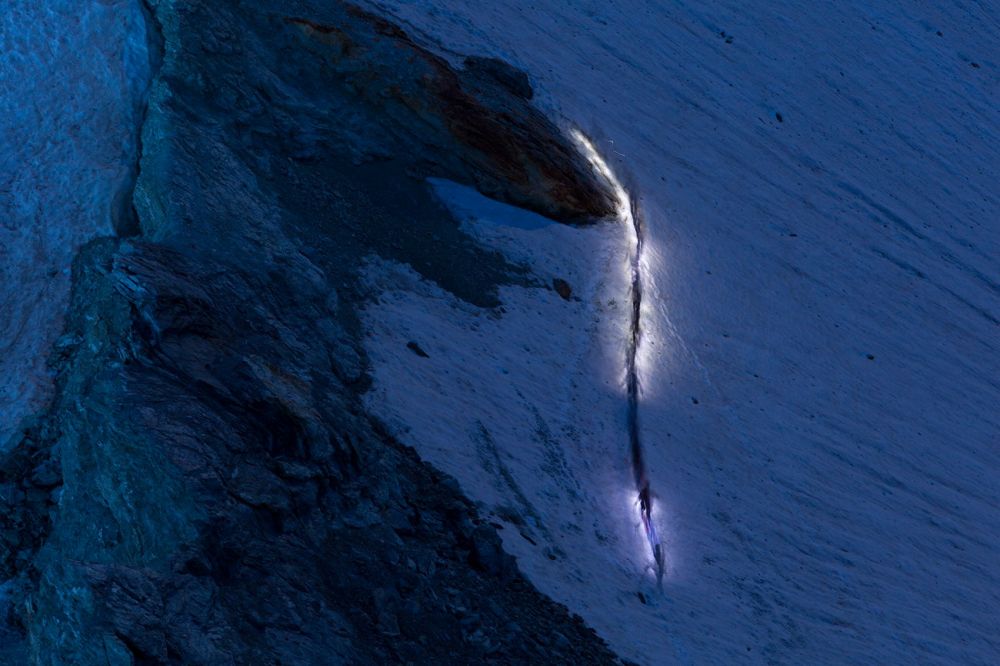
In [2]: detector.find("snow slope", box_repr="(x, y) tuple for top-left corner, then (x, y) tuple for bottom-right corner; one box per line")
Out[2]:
(362, 1), (999, 663)
(0, 0), (155, 448)
(362, 177), (676, 660)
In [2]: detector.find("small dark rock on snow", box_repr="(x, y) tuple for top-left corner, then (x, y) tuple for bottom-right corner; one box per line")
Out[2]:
(553, 278), (573, 300)
(407, 341), (430, 358)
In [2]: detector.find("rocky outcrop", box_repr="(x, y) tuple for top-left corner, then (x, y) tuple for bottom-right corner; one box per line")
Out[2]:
(1, 0), (620, 663)
(3, 239), (617, 664)
(283, 5), (615, 222)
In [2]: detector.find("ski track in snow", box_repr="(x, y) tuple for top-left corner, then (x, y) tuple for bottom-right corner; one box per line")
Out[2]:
(361, 1), (999, 664)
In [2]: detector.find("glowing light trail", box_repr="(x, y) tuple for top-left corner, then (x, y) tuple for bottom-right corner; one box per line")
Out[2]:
(571, 130), (664, 584)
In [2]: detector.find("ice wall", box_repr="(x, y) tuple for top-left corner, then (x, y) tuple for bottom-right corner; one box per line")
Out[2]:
(0, 0), (156, 447)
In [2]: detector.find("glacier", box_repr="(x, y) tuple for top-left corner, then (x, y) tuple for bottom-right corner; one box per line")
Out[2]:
(360, 0), (999, 663)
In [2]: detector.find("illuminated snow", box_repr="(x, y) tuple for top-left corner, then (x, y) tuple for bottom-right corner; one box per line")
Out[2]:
(362, 0), (1000, 663)
(361, 178), (663, 645)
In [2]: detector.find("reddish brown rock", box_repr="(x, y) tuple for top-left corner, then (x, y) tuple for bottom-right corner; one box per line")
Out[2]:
(286, 3), (616, 223)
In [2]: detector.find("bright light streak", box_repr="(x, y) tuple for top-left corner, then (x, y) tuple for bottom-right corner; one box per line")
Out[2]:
(571, 128), (639, 398)
(615, 482), (670, 581)
(571, 127), (647, 400)
(569, 129), (637, 248)
(572, 129), (666, 583)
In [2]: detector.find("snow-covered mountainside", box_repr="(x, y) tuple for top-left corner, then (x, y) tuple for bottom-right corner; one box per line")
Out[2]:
(361, 1), (999, 663)
(1, 2), (622, 662)
(1, 0), (996, 663)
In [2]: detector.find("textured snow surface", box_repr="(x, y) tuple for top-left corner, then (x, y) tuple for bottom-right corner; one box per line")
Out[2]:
(0, 0), (154, 447)
(362, 1), (999, 664)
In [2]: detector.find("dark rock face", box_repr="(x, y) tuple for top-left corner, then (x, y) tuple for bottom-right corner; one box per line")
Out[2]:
(281, 6), (614, 223)
(0, 0), (619, 663)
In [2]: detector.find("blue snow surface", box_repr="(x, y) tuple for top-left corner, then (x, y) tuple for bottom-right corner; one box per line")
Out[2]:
(361, 0), (1000, 664)
(0, 1), (155, 448)
(429, 177), (558, 230)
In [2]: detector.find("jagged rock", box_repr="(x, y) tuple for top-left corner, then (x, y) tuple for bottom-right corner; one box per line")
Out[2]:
(282, 3), (614, 222)
(373, 587), (402, 636)
(0, 1), (623, 663)
(470, 525), (515, 578)
(464, 56), (535, 101)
